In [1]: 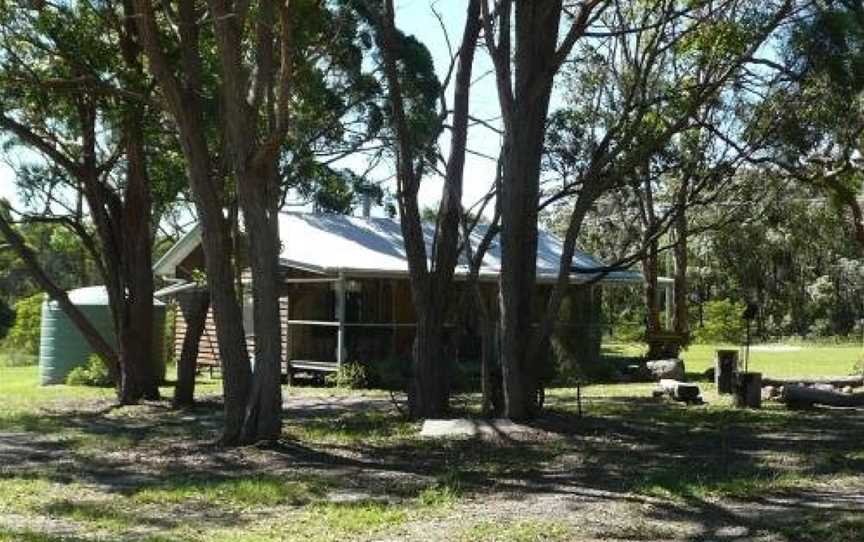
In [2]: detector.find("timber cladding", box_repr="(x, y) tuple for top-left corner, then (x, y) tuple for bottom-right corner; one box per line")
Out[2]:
(168, 275), (602, 372)
(173, 294), (289, 370)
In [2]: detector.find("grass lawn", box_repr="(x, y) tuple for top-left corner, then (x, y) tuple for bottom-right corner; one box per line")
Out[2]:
(1, 362), (863, 541)
(605, 341), (863, 377)
(0, 349), (37, 368)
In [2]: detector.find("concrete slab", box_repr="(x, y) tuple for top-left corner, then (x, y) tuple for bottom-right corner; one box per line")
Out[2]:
(419, 418), (533, 438)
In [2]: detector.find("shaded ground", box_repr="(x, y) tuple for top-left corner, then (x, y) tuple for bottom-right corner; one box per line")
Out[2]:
(1, 369), (863, 541)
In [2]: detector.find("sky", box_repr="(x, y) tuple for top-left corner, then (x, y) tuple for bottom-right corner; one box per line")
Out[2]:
(391, 0), (503, 213)
(0, 163), (17, 206)
(0, 1), (506, 218)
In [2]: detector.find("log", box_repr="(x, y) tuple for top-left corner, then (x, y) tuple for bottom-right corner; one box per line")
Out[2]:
(654, 379), (702, 403)
(762, 376), (864, 388)
(781, 385), (864, 408)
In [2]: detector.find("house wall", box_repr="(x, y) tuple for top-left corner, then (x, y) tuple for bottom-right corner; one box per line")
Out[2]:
(552, 284), (603, 374)
(173, 294), (290, 369)
(167, 243), (604, 373)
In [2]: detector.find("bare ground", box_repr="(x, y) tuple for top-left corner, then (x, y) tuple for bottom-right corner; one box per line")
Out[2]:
(1, 388), (863, 541)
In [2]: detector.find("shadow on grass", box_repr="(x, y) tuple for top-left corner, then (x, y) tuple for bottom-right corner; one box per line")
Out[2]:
(1, 387), (863, 541)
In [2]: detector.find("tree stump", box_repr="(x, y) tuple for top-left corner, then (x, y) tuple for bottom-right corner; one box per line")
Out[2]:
(646, 331), (687, 360)
(734, 372), (762, 409)
(715, 349), (738, 395)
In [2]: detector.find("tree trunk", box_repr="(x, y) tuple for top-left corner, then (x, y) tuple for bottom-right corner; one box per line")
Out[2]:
(477, 285), (501, 417)
(238, 171), (283, 443)
(529, 189), (598, 381)
(464, 214), (502, 418)
(643, 239), (662, 336)
(498, 3), (563, 420)
(672, 180), (689, 337)
(201, 210), (251, 445)
(174, 291), (210, 408)
(640, 166), (662, 338)
(409, 312), (449, 418)
(132, 0), (252, 444)
(374, 0), (481, 419)
(479, 317), (495, 416)
(120, 108), (160, 400)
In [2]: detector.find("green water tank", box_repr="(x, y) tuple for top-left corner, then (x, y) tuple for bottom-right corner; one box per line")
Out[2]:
(38, 286), (167, 385)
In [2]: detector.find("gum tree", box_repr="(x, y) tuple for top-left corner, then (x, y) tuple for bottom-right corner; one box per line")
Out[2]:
(483, 0), (793, 418)
(0, 1), (182, 401)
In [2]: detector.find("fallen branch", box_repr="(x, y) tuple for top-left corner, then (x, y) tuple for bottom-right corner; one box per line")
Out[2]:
(763, 376), (864, 388)
(782, 385), (864, 408)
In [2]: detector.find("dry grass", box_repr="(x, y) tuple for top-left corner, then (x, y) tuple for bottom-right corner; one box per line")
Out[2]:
(1, 365), (863, 541)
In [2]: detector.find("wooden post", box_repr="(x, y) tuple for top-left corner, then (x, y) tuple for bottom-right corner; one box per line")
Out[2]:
(335, 272), (346, 368)
(715, 349), (738, 394)
(734, 372), (762, 409)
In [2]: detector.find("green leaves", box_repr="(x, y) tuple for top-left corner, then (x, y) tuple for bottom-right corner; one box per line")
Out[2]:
(790, 5), (864, 94)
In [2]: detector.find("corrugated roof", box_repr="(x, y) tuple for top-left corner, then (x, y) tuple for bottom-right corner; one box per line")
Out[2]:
(154, 212), (642, 284)
(278, 213), (641, 283)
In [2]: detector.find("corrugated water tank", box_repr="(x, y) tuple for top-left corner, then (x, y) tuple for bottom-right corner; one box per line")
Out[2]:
(38, 286), (166, 385)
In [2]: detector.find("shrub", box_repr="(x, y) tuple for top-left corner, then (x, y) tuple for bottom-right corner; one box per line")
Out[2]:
(366, 358), (409, 390)
(325, 361), (369, 389)
(0, 351), (37, 367)
(807, 318), (833, 338)
(610, 316), (645, 343)
(692, 298), (747, 344)
(66, 354), (113, 387)
(450, 359), (482, 392)
(1, 293), (44, 356)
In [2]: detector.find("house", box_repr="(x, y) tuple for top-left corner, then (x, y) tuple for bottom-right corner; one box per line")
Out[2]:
(153, 212), (647, 377)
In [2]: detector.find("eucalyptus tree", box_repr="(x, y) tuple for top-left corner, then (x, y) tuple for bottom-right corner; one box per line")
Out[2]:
(132, 0), (381, 443)
(483, 0), (794, 418)
(752, 0), (864, 250)
(0, 1), (184, 401)
(353, 0), (482, 418)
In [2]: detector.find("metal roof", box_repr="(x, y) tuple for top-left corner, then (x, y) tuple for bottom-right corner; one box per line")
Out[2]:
(154, 212), (643, 284)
